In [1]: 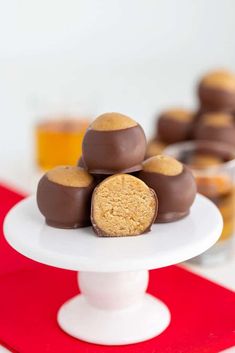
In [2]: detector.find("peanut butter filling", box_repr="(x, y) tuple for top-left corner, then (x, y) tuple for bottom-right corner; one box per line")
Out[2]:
(92, 174), (156, 236)
(201, 70), (235, 91)
(143, 155), (183, 176)
(90, 112), (137, 131)
(202, 113), (234, 127)
(189, 154), (222, 169)
(47, 166), (93, 187)
(163, 108), (193, 122)
(146, 140), (166, 157)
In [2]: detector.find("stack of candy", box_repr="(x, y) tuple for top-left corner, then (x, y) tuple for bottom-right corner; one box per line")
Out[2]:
(146, 69), (235, 158)
(37, 112), (196, 237)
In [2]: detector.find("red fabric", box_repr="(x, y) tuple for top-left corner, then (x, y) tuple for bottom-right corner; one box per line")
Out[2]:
(0, 183), (235, 353)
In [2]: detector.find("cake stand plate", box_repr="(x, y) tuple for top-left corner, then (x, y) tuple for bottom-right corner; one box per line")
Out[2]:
(4, 194), (223, 345)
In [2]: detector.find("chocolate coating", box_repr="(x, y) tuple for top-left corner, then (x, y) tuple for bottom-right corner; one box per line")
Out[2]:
(157, 114), (193, 144)
(77, 156), (85, 168)
(138, 166), (196, 222)
(194, 121), (235, 147)
(77, 156), (108, 182)
(82, 125), (147, 174)
(198, 84), (235, 112)
(37, 175), (96, 228)
(193, 107), (216, 124)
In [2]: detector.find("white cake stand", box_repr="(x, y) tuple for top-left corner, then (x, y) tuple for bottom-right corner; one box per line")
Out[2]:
(4, 194), (222, 346)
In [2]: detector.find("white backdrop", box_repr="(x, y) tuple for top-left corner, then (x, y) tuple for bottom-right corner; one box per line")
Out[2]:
(1, 4), (235, 343)
(1, 0), (235, 156)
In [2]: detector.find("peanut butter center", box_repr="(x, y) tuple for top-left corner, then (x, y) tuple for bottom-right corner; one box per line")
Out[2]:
(91, 113), (137, 131)
(143, 155), (183, 176)
(47, 166), (93, 187)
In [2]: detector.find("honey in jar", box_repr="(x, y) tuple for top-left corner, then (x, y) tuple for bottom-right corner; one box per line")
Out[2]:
(36, 119), (89, 170)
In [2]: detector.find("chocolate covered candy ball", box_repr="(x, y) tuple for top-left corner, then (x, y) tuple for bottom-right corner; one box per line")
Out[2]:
(138, 155), (196, 222)
(37, 166), (96, 228)
(198, 69), (235, 112)
(91, 174), (157, 237)
(157, 108), (194, 144)
(82, 112), (147, 174)
(194, 112), (235, 146)
(77, 156), (107, 182)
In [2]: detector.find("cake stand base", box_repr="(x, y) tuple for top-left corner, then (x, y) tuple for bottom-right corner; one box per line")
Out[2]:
(57, 271), (170, 345)
(58, 293), (170, 345)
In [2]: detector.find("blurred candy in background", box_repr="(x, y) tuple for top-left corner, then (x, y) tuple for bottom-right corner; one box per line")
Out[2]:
(165, 141), (235, 265)
(147, 69), (235, 158)
(148, 68), (235, 265)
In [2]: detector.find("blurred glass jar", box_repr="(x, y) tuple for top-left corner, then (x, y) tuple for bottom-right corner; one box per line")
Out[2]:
(165, 141), (235, 265)
(35, 118), (89, 170)
(31, 94), (95, 171)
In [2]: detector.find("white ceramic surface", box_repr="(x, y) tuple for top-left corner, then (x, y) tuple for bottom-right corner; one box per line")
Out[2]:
(58, 293), (170, 345)
(3, 194), (223, 345)
(4, 194), (223, 272)
(58, 270), (170, 345)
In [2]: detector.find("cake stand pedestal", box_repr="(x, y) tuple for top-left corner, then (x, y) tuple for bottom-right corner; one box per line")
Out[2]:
(4, 194), (222, 346)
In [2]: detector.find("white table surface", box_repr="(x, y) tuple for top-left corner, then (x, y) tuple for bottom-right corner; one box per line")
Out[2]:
(0, 156), (234, 352)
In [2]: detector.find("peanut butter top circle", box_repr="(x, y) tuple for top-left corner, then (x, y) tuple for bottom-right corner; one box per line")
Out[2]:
(90, 113), (137, 131)
(202, 112), (234, 127)
(163, 108), (193, 122)
(47, 166), (93, 187)
(143, 155), (183, 176)
(201, 70), (235, 91)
